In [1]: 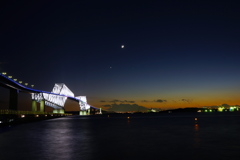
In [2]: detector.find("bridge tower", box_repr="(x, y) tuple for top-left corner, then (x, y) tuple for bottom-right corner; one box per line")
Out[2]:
(31, 83), (74, 114)
(31, 92), (46, 113)
(76, 96), (91, 115)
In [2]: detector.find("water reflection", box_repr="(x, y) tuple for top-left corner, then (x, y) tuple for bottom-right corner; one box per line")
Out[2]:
(194, 123), (201, 148)
(1, 114), (240, 160)
(39, 117), (95, 160)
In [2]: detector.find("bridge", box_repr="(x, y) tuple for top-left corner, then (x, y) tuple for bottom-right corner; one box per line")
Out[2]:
(0, 72), (101, 115)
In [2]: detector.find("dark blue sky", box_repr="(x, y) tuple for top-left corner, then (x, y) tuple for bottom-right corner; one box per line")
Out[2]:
(1, 0), (240, 110)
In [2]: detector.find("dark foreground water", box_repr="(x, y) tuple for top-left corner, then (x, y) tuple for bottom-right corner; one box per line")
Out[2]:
(1, 112), (240, 160)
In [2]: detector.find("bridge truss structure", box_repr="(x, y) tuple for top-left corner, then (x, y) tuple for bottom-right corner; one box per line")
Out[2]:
(0, 73), (99, 115)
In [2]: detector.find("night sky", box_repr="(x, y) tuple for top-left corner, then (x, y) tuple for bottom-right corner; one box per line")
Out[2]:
(1, 0), (240, 111)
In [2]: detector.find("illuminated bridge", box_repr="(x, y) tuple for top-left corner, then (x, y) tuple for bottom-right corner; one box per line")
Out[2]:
(0, 73), (101, 115)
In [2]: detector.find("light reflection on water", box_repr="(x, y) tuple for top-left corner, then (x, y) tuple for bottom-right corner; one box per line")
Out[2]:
(40, 118), (93, 160)
(0, 113), (240, 160)
(194, 124), (201, 148)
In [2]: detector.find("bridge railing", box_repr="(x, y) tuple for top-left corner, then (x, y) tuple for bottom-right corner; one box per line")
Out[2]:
(0, 109), (72, 115)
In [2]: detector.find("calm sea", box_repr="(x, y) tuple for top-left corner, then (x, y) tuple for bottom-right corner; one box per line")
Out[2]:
(0, 112), (240, 160)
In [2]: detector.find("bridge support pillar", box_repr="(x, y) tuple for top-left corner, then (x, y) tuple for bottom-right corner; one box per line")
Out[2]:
(53, 109), (65, 114)
(79, 109), (90, 115)
(9, 89), (18, 110)
(32, 100), (37, 112)
(40, 100), (45, 112)
(79, 111), (86, 115)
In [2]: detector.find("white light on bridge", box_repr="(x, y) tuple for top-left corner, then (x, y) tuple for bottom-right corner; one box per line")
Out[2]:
(76, 96), (90, 110)
(8, 76), (12, 78)
(21, 115), (25, 118)
(19, 81), (22, 84)
(25, 83), (28, 86)
(52, 83), (74, 97)
(31, 83), (92, 112)
(31, 85), (34, 88)
(13, 79), (17, 81)
(2, 72), (7, 75)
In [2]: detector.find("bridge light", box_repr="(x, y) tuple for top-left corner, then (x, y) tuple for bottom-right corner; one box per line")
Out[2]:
(19, 81), (22, 84)
(8, 76), (12, 78)
(13, 79), (17, 81)
(31, 85), (34, 88)
(2, 72), (7, 75)
(25, 83), (28, 86)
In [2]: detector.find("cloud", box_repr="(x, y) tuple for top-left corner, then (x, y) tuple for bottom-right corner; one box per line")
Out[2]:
(104, 103), (148, 112)
(141, 99), (167, 103)
(120, 100), (135, 103)
(181, 99), (193, 103)
(155, 99), (167, 103)
(108, 99), (135, 104)
(109, 99), (120, 103)
(102, 104), (112, 108)
(100, 100), (106, 102)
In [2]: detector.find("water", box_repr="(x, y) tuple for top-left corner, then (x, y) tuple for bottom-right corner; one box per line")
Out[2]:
(1, 112), (240, 160)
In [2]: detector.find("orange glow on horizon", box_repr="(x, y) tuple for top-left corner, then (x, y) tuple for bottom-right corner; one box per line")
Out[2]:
(92, 98), (240, 110)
